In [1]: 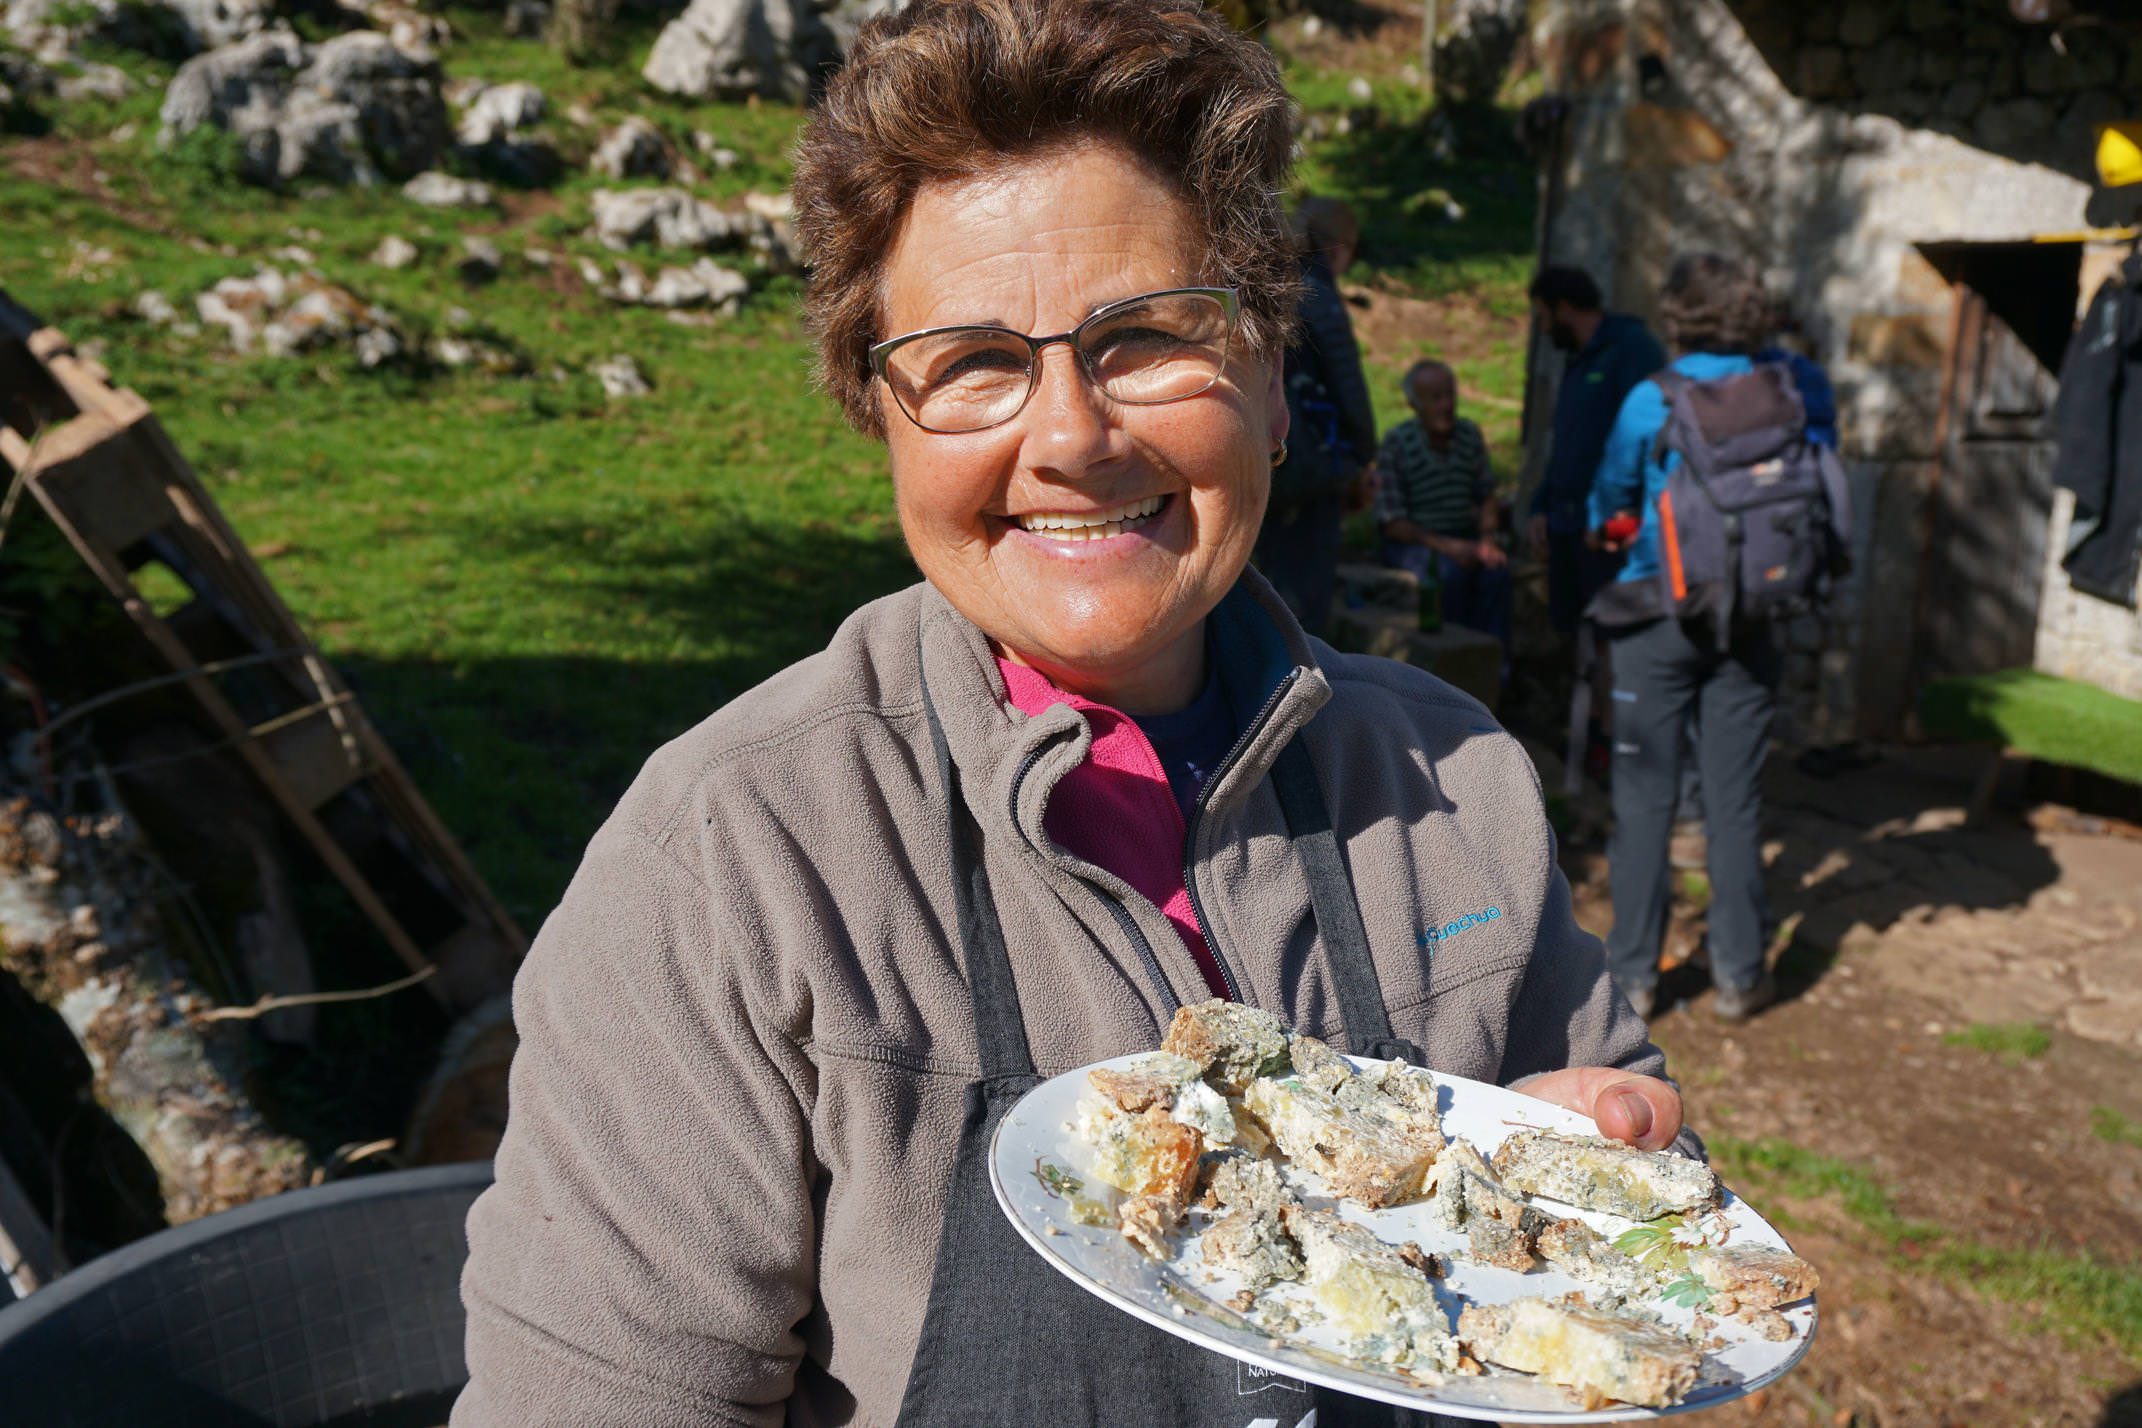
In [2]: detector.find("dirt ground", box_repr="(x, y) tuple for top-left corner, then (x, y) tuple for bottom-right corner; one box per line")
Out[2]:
(1550, 745), (2142, 1428)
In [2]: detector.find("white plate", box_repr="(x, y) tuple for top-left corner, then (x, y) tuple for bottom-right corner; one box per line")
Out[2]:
(989, 1054), (1816, 1423)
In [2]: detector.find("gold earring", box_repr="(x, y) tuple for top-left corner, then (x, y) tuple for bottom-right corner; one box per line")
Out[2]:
(1271, 439), (1288, 467)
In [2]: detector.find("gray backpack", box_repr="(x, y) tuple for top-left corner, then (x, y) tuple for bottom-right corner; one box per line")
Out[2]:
(1649, 364), (1852, 640)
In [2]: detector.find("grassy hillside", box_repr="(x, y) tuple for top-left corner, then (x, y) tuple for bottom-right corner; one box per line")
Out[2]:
(2, 8), (1538, 926)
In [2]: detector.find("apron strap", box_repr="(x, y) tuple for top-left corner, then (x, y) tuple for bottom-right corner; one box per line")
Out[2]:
(922, 662), (1037, 1083)
(1270, 738), (1425, 1066)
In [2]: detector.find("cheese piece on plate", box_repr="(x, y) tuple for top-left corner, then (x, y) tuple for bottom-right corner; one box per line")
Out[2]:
(1535, 1218), (1659, 1300)
(1458, 1297), (1702, 1408)
(1423, 1138), (1540, 1271)
(1201, 1156), (1305, 1292)
(1282, 1205), (1459, 1372)
(1163, 999), (1291, 1094)
(1242, 1075), (1440, 1209)
(1073, 1089), (1204, 1257)
(1689, 1244), (1820, 1309)
(1490, 1128), (1719, 1221)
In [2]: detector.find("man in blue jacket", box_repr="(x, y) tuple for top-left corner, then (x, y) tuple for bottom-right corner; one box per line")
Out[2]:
(1527, 267), (1667, 635)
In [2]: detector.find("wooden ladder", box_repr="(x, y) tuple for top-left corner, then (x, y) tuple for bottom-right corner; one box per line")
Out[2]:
(0, 291), (524, 1012)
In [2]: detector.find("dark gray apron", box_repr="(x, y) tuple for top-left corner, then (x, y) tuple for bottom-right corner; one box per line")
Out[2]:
(892, 679), (1460, 1428)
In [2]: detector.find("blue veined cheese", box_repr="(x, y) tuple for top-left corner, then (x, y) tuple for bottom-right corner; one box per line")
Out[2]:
(1171, 1078), (1237, 1149)
(1535, 1218), (1661, 1301)
(1281, 1205), (1458, 1372)
(1163, 1000), (1291, 1093)
(1458, 1297), (1701, 1408)
(1423, 1138), (1539, 1271)
(1689, 1244), (1819, 1310)
(1490, 1128), (1719, 1221)
(1241, 1073), (1443, 1208)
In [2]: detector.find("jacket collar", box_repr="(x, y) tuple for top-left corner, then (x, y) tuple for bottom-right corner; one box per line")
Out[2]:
(914, 566), (1332, 853)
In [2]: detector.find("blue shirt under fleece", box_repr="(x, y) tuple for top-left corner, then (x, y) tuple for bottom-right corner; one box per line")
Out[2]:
(1587, 352), (1753, 588)
(1131, 664), (1236, 822)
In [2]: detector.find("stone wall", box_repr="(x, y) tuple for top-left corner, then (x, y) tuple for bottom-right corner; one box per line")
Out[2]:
(1525, 0), (2136, 741)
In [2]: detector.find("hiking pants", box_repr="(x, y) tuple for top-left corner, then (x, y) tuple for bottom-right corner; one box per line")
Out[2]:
(1603, 615), (1780, 995)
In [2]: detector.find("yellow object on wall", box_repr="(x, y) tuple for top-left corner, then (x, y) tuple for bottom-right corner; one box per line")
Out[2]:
(2098, 122), (2142, 188)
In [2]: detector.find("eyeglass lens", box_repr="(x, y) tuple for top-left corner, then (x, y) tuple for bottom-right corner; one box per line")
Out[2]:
(880, 291), (1232, 434)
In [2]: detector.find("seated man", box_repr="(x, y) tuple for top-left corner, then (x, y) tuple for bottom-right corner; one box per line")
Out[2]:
(1375, 359), (1510, 647)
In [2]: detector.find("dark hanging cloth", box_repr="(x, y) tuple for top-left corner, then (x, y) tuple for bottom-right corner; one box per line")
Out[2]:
(2050, 248), (2142, 607)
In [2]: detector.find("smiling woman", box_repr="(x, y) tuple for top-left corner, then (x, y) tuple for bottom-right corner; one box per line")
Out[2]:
(452, 3), (1697, 1426)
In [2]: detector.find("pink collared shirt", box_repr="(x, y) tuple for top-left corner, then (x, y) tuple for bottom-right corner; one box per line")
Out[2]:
(996, 657), (1230, 1000)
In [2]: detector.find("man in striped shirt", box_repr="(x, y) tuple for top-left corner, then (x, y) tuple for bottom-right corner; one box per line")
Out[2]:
(1376, 359), (1510, 647)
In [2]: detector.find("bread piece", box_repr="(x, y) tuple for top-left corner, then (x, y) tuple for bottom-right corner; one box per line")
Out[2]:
(1458, 1297), (1701, 1408)
(1491, 1128), (1719, 1221)
(1689, 1244), (1819, 1309)
(1536, 1218), (1659, 1300)
(1164, 1000), (1289, 1094)
(1242, 1076), (1440, 1209)
(1283, 1205), (1459, 1372)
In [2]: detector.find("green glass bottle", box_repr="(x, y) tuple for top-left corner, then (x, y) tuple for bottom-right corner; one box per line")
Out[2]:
(1417, 561), (1443, 634)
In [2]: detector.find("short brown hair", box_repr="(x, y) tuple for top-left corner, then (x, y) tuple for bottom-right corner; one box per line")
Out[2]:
(1657, 252), (1771, 355)
(791, 0), (1299, 437)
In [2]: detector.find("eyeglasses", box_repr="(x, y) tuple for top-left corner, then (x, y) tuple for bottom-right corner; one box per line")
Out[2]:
(868, 286), (1239, 435)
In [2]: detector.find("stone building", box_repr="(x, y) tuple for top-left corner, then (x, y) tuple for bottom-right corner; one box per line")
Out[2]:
(1522, 0), (2142, 736)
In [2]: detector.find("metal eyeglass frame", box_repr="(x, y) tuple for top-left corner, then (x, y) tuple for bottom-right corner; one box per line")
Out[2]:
(866, 285), (1241, 435)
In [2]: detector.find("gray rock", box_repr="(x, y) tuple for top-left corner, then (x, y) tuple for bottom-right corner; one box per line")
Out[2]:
(594, 353), (650, 397)
(639, 257), (748, 309)
(194, 268), (402, 365)
(691, 129), (739, 169)
(457, 235), (502, 284)
(589, 186), (732, 250)
(134, 289), (179, 324)
(817, 0), (900, 54)
(159, 28), (446, 186)
(54, 59), (131, 100)
(5, 0), (271, 58)
(590, 116), (671, 180)
(402, 169), (492, 206)
(370, 233), (419, 267)
(455, 79), (542, 145)
(641, 0), (836, 103)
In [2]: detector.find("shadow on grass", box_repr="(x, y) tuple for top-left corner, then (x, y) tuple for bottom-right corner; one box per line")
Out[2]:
(341, 511), (921, 927)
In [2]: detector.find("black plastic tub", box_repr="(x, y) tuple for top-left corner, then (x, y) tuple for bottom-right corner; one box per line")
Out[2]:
(0, 1161), (490, 1427)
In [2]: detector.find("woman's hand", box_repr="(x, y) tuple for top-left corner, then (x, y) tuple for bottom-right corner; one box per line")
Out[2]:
(1511, 1068), (1683, 1152)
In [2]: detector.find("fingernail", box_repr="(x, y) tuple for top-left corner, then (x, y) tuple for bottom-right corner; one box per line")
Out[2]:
(1613, 1090), (1653, 1140)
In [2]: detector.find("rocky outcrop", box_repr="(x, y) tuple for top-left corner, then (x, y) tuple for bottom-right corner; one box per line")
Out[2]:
(194, 267), (406, 366)
(640, 0), (837, 103)
(454, 79), (542, 145)
(4, 0), (272, 60)
(159, 28), (447, 187)
(589, 115), (672, 180)
(589, 185), (735, 250)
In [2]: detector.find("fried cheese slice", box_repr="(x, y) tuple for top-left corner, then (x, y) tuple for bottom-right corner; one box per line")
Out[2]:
(1458, 1297), (1701, 1408)
(1283, 1204), (1459, 1372)
(1490, 1128), (1719, 1221)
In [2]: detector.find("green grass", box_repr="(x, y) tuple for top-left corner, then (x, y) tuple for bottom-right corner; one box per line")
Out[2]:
(1919, 668), (2142, 785)
(1714, 1136), (2142, 1361)
(1941, 1021), (2054, 1063)
(3, 27), (1537, 929)
(2092, 1106), (2142, 1149)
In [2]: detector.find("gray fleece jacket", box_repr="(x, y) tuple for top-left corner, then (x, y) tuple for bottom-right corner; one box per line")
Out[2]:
(453, 574), (1675, 1427)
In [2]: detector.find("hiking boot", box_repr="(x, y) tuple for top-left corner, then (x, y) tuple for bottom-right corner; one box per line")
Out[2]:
(1712, 971), (1777, 1023)
(1668, 820), (1707, 871)
(1619, 982), (1658, 1020)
